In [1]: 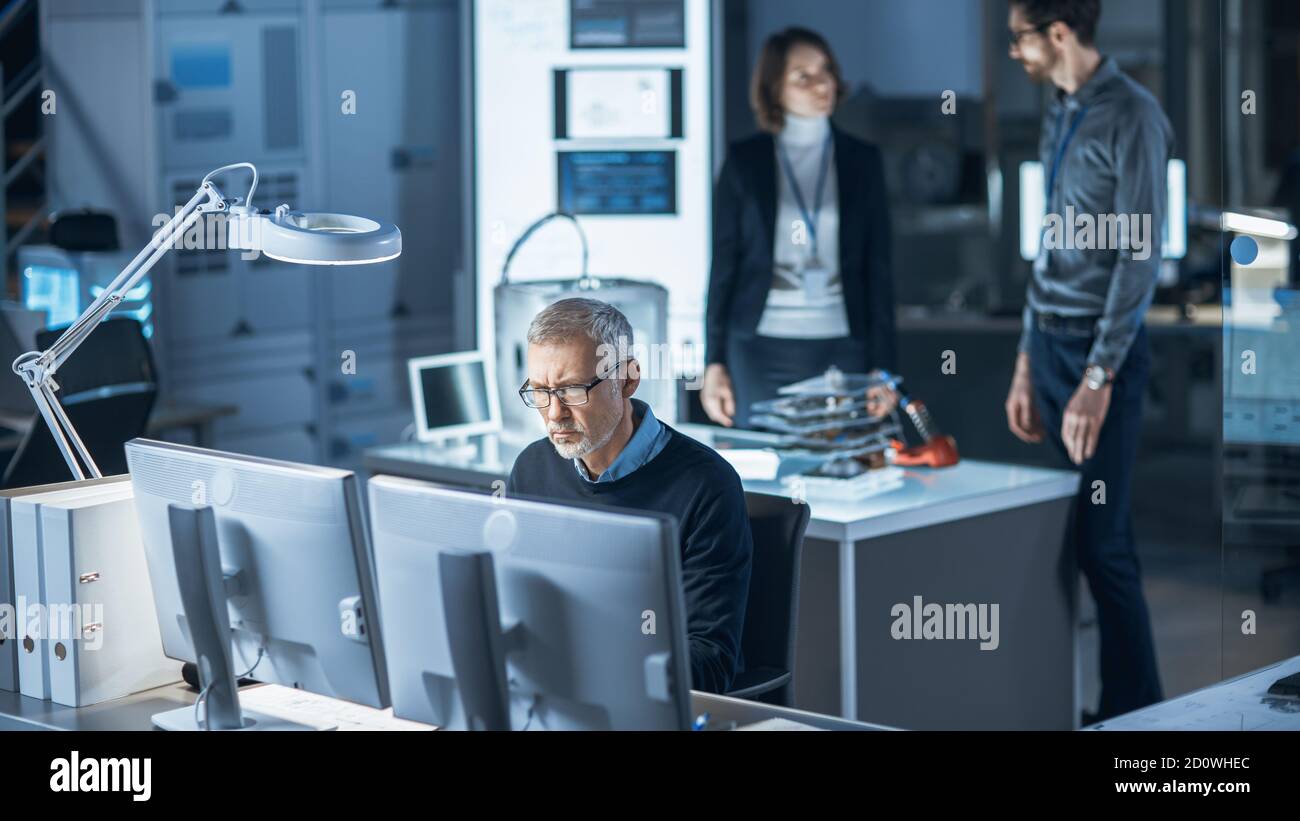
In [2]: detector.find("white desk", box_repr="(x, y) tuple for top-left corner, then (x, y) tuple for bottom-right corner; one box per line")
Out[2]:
(0, 682), (892, 732)
(1088, 654), (1300, 731)
(364, 425), (1080, 729)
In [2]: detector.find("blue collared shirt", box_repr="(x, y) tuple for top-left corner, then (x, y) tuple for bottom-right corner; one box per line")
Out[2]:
(1017, 55), (1173, 373)
(575, 398), (673, 483)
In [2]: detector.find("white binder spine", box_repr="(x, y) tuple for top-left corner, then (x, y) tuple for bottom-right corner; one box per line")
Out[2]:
(4, 477), (132, 700)
(40, 491), (180, 706)
(0, 498), (18, 692)
(10, 498), (48, 700)
(41, 491), (181, 707)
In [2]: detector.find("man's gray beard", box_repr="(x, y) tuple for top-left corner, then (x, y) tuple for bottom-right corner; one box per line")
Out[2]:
(550, 422), (617, 460)
(549, 404), (622, 461)
(550, 433), (591, 460)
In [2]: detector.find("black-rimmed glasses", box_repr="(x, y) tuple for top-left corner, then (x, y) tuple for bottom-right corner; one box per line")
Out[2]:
(518, 374), (607, 409)
(1009, 20), (1056, 48)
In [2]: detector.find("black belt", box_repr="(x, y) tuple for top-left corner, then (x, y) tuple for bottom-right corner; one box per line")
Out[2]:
(1034, 311), (1100, 335)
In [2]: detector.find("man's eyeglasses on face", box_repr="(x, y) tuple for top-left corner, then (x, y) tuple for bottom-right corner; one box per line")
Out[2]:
(1009, 20), (1055, 48)
(519, 374), (607, 409)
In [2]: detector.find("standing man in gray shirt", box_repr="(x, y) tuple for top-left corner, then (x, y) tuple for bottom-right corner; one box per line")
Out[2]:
(1004, 0), (1171, 722)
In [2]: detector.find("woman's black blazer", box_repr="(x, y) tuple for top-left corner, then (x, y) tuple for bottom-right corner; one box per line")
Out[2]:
(704, 126), (896, 372)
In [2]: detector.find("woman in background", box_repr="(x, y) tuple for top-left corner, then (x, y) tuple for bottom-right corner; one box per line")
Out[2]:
(701, 27), (898, 427)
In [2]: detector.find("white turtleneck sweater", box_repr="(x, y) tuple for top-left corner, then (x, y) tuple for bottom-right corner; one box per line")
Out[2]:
(755, 112), (851, 339)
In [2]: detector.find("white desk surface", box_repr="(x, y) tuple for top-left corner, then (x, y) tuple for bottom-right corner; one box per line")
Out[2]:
(0, 682), (891, 732)
(1088, 654), (1300, 731)
(365, 423), (1080, 542)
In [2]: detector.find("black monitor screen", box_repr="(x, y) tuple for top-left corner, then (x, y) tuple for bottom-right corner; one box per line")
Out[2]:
(420, 361), (491, 431)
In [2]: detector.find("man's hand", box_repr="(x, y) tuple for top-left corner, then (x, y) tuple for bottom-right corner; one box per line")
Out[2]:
(1005, 352), (1044, 443)
(701, 363), (737, 427)
(1061, 378), (1111, 464)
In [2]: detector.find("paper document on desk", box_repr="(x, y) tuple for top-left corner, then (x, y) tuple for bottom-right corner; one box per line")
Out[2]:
(238, 684), (438, 731)
(715, 449), (781, 481)
(736, 717), (827, 731)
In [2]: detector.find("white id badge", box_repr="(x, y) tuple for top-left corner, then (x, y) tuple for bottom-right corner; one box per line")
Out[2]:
(802, 263), (830, 301)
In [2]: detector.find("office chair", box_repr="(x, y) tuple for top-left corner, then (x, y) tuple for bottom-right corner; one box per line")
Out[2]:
(726, 491), (810, 707)
(2, 318), (158, 488)
(34, 315), (158, 395)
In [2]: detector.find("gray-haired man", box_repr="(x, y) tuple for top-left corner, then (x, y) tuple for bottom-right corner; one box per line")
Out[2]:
(505, 298), (753, 694)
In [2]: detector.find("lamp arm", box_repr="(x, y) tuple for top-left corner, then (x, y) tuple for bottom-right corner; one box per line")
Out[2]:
(44, 185), (220, 370)
(29, 379), (97, 481)
(10, 178), (229, 480)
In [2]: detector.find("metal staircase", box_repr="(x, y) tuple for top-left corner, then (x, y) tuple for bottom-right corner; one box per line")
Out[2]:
(1, 0), (46, 293)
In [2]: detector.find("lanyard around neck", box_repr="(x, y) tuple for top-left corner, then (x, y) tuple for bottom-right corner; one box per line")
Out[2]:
(776, 131), (834, 259)
(1047, 105), (1089, 204)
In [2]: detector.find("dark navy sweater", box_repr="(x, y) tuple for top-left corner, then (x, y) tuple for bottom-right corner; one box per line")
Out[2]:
(506, 425), (753, 693)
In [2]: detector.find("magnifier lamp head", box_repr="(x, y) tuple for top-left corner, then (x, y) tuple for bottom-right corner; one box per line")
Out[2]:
(228, 206), (402, 265)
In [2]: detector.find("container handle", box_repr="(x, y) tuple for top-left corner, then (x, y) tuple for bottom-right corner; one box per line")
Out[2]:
(499, 211), (591, 287)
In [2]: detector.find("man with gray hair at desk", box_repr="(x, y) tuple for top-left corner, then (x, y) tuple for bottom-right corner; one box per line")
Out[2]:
(505, 297), (753, 694)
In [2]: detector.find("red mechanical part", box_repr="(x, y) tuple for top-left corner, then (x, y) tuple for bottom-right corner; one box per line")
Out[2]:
(889, 435), (960, 468)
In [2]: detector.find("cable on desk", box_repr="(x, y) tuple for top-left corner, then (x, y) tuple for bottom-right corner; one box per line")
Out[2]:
(236, 647), (265, 680)
(521, 692), (541, 731)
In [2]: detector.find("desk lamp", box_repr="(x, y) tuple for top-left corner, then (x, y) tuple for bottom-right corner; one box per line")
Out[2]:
(11, 163), (401, 480)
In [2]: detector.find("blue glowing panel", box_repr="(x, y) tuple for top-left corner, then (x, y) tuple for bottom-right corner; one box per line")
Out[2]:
(22, 265), (81, 328)
(570, 0), (685, 49)
(557, 150), (677, 215)
(170, 42), (232, 89)
(1019, 159), (1187, 261)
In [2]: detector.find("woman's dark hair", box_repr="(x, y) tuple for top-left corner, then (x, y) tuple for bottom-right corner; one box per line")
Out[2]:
(750, 27), (846, 134)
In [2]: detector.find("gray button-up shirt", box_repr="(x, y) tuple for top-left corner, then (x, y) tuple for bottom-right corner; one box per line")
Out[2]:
(1018, 56), (1174, 372)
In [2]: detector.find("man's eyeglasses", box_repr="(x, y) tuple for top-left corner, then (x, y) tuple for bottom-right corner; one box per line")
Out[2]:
(519, 374), (607, 409)
(1009, 20), (1056, 48)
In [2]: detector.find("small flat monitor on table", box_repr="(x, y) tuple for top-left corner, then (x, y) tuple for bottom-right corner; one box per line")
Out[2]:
(407, 351), (501, 443)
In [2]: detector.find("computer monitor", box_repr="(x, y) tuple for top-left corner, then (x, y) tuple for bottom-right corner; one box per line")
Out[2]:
(1019, 158), (1187, 260)
(124, 438), (389, 730)
(407, 351), (501, 443)
(366, 475), (693, 730)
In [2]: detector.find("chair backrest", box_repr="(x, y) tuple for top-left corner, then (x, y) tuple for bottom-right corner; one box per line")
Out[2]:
(36, 316), (157, 397)
(2, 387), (157, 487)
(3, 318), (158, 487)
(740, 491), (810, 684)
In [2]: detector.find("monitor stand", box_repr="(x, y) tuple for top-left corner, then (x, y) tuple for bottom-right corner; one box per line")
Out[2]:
(439, 548), (512, 730)
(151, 503), (327, 731)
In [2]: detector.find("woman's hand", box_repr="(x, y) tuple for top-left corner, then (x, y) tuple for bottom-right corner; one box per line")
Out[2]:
(866, 385), (900, 417)
(701, 364), (737, 427)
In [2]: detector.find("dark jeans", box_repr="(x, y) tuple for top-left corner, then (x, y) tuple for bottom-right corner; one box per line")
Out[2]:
(1027, 320), (1163, 720)
(727, 332), (868, 429)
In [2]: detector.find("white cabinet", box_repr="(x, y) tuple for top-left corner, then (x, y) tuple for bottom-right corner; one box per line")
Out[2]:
(320, 2), (459, 326)
(44, 0), (462, 466)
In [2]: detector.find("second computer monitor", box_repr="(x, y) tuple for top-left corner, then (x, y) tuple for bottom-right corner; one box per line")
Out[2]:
(124, 438), (389, 709)
(407, 351), (501, 442)
(367, 475), (693, 730)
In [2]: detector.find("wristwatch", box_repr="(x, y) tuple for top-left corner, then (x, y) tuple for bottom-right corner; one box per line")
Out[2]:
(1084, 364), (1114, 391)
